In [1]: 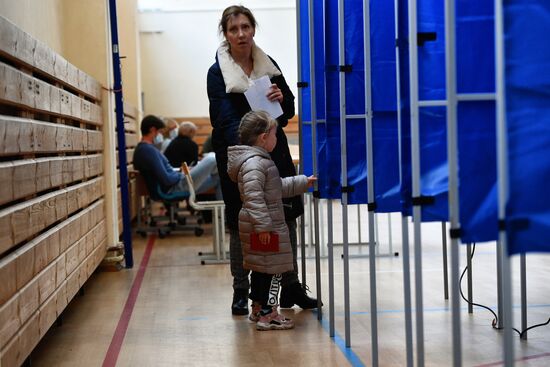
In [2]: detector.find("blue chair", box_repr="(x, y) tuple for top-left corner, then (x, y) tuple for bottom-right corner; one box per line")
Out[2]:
(132, 170), (204, 238)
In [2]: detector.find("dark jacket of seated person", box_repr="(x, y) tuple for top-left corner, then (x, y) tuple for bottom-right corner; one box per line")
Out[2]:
(164, 121), (199, 168)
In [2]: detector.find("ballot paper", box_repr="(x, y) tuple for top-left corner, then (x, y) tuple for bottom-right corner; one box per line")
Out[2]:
(244, 75), (283, 119)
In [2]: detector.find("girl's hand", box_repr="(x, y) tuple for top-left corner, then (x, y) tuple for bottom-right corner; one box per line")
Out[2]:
(266, 84), (283, 103)
(307, 175), (317, 188)
(258, 231), (271, 245)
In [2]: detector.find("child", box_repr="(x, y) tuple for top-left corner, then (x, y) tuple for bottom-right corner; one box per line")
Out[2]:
(227, 111), (316, 331)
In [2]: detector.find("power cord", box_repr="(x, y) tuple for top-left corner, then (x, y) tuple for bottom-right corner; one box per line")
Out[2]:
(458, 243), (550, 338)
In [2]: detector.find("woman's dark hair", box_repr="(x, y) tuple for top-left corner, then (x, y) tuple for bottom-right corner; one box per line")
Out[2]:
(218, 5), (257, 35)
(239, 111), (277, 146)
(140, 115), (165, 136)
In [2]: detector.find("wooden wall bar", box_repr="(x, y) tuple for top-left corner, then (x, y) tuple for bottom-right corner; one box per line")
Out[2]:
(0, 15), (107, 366)
(116, 101), (140, 233)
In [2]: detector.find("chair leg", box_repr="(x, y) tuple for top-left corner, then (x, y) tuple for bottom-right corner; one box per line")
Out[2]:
(199, 205), (229, 265)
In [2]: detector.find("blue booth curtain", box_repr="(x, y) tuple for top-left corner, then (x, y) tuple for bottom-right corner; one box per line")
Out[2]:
(299, 0), (327, 192)
(456, 1), (498, 244)
(505, 1), (550, 254)
(324, 0), (344, 200)
(417, 0), (449, 222)
(344, 0), (368, 204)
(299, 0), (313, 177)
(370, 0), (400, 213)
(397, 0), (413, 216)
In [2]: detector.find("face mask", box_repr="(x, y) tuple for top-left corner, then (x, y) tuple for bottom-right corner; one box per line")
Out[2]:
(169, 129), (178, 139)
(154, 134), (164, 145)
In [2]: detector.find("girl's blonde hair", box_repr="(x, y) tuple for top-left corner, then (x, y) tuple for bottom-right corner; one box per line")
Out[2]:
(239, 111), (277, 146)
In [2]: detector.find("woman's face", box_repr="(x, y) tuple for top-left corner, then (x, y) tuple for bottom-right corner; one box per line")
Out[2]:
(225, 14), (255, 54)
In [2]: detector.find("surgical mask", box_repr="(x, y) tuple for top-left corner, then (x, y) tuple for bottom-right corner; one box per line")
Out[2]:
(154, 134), (164, 145)
(169, 129), (178, 139)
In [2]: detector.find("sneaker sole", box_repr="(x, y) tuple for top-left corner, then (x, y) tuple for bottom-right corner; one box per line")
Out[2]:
(280, 303), (321, 310)
(256, 323), (295, 331)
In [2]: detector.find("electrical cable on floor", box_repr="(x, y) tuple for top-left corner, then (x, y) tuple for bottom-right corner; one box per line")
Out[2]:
(458, 243), (550, 338)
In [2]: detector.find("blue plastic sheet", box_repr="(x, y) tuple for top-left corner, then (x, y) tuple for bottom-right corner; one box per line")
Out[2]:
(456, 1), (498, 243)
(324, 0), (344, 200)
(417, 0), (448, 222)
(344, 0), (368, 204)
(373, 112), (401, 212)
(419, 107), (448, 222)
(298, 0), (327, 190)
(298, 0), (312, 177)
(505, 1), (550, 254)
(323, 0), (369, 203)
(370, 0), (400, 212)
(397, 0), (413, 216)
(457, 102), (498, 243)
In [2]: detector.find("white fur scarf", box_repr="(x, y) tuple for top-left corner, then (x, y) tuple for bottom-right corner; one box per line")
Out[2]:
(216, 41), (282, 93)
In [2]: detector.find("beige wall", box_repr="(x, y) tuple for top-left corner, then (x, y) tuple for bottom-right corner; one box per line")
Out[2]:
(117, 0), (142, 111)
(0, 0), (64, 53)
(138, 0), (297, 117)
(59, 1), (110, 83)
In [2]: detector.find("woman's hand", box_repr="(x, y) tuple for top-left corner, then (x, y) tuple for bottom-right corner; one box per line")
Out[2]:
(307, 175), (317, 188)
(258, 231), (271, 245)
(266, 84), (283, 103)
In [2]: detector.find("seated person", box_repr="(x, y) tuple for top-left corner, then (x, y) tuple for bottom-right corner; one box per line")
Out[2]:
(201, 133), (213, 156)
(134, 115), (222, 200)
(164, 121), (199, 167)
(156, 118), (179, 153)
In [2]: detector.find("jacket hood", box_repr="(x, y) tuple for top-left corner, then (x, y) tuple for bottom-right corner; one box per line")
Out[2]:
(216, 41), (282, 93)
(227, 145), (271, 182)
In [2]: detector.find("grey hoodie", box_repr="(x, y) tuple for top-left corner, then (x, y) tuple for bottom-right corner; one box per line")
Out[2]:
(227, 145), (308, 274)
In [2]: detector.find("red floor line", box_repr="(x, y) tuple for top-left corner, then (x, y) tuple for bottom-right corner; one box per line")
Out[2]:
(475, 352), (550, 367)
(102, 235), (156, 367)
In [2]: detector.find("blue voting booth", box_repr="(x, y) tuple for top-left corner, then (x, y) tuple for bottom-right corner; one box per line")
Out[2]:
(505, 1), (550, 254)
(296, 0), (550, 364)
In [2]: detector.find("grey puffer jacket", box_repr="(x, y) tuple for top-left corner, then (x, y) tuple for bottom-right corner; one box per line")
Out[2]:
(227, 145), (308, 274)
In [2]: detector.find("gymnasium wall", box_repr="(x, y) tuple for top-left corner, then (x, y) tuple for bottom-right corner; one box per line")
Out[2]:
(138, 0), (297, 117)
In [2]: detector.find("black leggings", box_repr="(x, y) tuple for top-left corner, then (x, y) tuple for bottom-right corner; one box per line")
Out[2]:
(250, 272), (282, 307)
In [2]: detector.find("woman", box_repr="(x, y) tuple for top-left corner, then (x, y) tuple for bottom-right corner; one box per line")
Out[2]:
(207, 5), (318, 316)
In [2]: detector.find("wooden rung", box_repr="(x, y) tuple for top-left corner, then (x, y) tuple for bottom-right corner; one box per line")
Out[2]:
(33, 41), (55, 77)
(0, 16), (18, 58)
(0, 253), (17, 304)
(0, 294), (20, 348)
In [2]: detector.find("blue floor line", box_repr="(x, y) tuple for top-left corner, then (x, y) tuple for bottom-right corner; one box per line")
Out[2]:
(313, 303), (550, 366)
(348, 303), (550, 316)
(314, 310), (366, 367)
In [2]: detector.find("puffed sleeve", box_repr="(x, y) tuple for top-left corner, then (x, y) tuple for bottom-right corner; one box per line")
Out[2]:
(280, 175), (308, 198)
